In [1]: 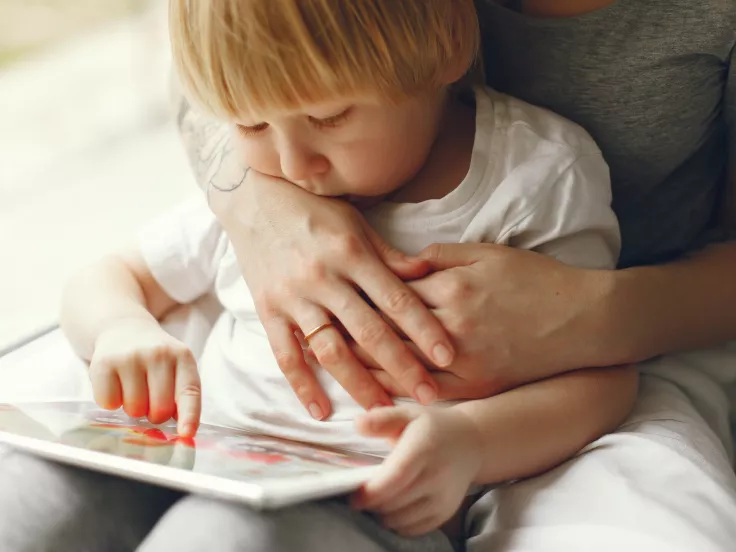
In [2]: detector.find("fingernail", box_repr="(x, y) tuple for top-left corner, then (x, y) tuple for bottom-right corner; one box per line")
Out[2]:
(414, 382), (437, 405)
(432, 343), (453, 367)
(308, 402), (324, 421)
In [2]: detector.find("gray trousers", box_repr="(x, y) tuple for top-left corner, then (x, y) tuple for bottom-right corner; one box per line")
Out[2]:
(0, 445), (453, 552)
(3, 367), (736, 552)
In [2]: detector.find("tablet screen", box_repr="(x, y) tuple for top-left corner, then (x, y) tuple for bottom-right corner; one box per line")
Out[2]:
(0, 401), (382, 508)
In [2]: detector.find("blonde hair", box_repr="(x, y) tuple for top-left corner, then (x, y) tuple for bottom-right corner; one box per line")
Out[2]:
(169, 0), (480, 119)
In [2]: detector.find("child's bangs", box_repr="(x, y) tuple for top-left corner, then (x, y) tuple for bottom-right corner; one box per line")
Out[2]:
(170, 0), (480, 119)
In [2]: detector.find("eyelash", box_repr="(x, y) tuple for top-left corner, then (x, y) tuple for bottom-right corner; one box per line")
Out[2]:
(236, 123), (268, 138)
(311, 108), (353, 129)
(236, 108), (352, 137)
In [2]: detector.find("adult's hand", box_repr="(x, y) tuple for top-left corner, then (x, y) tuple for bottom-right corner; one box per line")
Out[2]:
(209, 171), (456, 418)
(352, 243), (611, 400)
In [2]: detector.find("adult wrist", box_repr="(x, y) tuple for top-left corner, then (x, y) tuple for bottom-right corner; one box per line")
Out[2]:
(560, 266), (626, 370)
(207, 169), (258, 236)
(579, 267), (640, 368)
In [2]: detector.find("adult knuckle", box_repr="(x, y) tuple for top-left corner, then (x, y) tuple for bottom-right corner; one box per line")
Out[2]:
(292, 379), (316, 402)
(334, 233), (364, 261)
(273, 349), (303, 375)
(311, 339), (345, 366)
(385, 359), (423, 388)
(421, 243), (442, 263)
(254, 294), (279, 318)
(446, 278), (472, 303)
(382, 288), (417, 315)
(398, 355), (425, 379)
(356, 320), (389, 346)
(302, 258), (329, 284)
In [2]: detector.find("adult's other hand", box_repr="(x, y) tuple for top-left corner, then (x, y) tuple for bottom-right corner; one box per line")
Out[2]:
(209, 172), (456, 418)
(351, 243), (610, 400)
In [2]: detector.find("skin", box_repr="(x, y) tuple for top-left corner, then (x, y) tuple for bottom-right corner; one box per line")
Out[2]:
(180, 0), (736, 415)
(61, 76), (638, 535)
(229, 89), (457, 413)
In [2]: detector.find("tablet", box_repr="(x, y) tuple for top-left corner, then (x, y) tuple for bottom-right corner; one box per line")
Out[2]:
(0, 401), (382, 509)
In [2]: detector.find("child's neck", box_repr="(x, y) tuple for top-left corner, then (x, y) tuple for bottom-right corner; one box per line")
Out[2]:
(387, 95), (476, 205)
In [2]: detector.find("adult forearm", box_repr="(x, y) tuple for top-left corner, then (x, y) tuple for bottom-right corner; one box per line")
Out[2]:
(591, 241), (736, 366)
(455, 366), (638, 484)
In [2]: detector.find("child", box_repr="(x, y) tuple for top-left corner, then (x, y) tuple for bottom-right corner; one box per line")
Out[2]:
(55, 0), (637, 549)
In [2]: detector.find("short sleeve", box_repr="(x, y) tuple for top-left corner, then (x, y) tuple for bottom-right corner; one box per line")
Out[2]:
(503, 153), (621, 270)
(138, 195), (228, 304)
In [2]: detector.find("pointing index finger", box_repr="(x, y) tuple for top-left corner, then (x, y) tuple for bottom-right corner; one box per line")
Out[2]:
(174, 353), (202, 437)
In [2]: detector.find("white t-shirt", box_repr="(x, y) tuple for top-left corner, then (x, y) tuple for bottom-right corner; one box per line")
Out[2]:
(139, 87), (620, 455)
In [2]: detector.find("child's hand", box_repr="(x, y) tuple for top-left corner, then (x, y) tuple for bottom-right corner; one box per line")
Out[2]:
(352, 406), (481, 537)
(89, 319), (201, 437)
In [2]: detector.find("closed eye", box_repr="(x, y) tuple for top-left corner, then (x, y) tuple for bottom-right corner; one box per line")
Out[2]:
(236, 123), (269, 137)
(309, 107), (353, 129)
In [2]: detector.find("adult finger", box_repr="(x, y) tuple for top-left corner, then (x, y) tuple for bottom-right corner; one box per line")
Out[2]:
(89, 362), (123, 411)
(404, 271), (457, 308)
(301, 313), (393, 412)
(360, 221), (456, 371)
(432, 371), (507, 400)
(174, 350), (202, 437)
(320, 282), (439, 405)
(417, 242), (487, 270)
(350, 340), (434, 372)
(362, 220), (431, 281)
(146, 357), (176, 425)
(263, 315), (332, 420)
(374, 370), (504, 401)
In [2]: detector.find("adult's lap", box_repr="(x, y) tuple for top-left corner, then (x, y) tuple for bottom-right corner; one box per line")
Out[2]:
(466, 356), (736, 552)
(139, 495), (454, 552)
(0, 446), (179, 552)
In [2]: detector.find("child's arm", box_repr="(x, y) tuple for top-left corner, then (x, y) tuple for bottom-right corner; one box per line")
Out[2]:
(354, 365), (638, 536)
(61, 249), (178, 361)
(60, 249), (201, 436)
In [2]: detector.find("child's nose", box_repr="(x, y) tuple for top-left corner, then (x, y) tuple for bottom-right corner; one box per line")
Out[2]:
(280, 148), (329, 189)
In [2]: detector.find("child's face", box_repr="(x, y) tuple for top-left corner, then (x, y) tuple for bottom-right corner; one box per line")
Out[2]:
(232, 90), (446, 204)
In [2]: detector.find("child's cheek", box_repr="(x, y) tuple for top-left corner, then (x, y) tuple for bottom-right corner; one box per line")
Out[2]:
(234, 133), (282, 178)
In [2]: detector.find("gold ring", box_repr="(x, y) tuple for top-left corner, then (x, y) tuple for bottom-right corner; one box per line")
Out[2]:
(303, 322), (333, 342)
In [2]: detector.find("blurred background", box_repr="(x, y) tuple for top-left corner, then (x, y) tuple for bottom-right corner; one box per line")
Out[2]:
(0, 1), (196, 352)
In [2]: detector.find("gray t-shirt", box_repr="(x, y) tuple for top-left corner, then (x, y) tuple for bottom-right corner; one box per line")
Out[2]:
(476, 0), (735, 267)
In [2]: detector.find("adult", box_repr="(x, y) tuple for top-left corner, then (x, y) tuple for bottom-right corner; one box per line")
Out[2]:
(174, 0), (736, 549)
